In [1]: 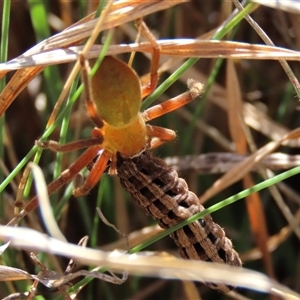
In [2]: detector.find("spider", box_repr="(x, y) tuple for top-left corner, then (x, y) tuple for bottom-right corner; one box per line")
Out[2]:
(9, 20), (203, 225)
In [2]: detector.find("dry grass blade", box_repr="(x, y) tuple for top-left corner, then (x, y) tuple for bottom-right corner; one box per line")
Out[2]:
(28, 162), (66, 242)
(0, 257), (126, 288)
(243, 103), (300, 148)
(251, 0), (300, 14)
(226, 59), (275, 281)
(241, 208), (300, 261)
(226, 60), (245, 152)
(199, 128), (300, 204)
(2, 41), (300, 72)
(1, 39), (299, 120)
(0, 266), (34, 282)
(165, 152), (300, 174)
(36, 269), (126, 288)
(0, 67), (43, 117)
(0, 225), (299, 298)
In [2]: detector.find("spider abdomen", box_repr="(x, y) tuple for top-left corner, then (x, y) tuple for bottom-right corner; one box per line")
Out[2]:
(116, 149), (242, 293)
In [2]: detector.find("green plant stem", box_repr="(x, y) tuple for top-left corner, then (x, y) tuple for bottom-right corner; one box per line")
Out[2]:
(0, 0), (11, 212)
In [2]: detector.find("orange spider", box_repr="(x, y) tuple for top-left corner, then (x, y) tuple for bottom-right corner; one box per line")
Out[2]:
(9, 20), (203, 225)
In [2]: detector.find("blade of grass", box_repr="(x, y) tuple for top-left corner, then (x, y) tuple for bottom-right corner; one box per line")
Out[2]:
(28, 0), (62, 107)
(0, 0), (11, 211)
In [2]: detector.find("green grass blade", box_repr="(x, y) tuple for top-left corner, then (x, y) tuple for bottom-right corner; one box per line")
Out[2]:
(0, 0), (11, 211)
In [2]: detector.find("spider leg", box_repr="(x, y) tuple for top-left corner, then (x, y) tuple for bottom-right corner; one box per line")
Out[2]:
(146, 124), (176, 149)
(7, 145), (101, 225)
(73, 149), (111, 197)
(135, 19), (161, 98)
(79, 53), (104, 129)
(37, 128), (103, 152)
(36, 136), (103, 152)
(142, 79), (204, 122)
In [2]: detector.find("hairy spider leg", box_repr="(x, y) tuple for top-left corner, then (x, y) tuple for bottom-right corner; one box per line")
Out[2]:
(37, 135), (103, 153)
(79, 54), (104, 129)
(36, 128), (109, 198)
(135, 18), (160, 98)
(143, 79), (204, 122)
(143, 79), (204, 148)
(7, 145), (105, 226)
